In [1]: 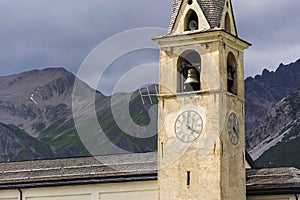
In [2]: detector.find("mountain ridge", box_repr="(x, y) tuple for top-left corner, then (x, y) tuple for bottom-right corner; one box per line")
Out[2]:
(0, 59), (299, 167)
(250, 89), (300, 168)
(245, 59), (300, 133)
(0, 67), (156, 161)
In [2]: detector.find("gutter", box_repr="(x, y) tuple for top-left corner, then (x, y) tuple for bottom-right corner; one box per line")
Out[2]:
(0, 174), (158, 190)
(247, 187), (300, 196)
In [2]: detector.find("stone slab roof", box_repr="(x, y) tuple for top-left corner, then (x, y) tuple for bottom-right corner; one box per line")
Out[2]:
(168, 0), (226, 33)
(0, 152), (157, 189)
(0, 152), (299, 196)
(197, 0), (226, 27)
(168, 0), (182, 33)
(247, 167), (300, 195)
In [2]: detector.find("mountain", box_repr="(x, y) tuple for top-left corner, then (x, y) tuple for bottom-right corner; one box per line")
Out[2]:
(0, 68), (156, 161)
(245, 59), (300, 168)
(0, 68), (98, 159)
(248, 89), (300, 168)
(0, 122), (53, 162)
(245, 59), (300, 133)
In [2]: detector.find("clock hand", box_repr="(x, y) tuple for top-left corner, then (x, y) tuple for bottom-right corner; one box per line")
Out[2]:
(187, 126), (198, 134)
(233, 127), (238, 135)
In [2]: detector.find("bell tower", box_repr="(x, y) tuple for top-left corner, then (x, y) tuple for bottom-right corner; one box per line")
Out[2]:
(153, 0), (250, 199)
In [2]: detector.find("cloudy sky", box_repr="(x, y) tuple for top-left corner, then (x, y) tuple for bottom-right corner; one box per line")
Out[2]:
(0, 0), (299, 95)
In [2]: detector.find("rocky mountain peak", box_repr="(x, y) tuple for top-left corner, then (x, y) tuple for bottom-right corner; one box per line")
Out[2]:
(245, 59), (300, 132)
(0, 67), (75, 96)
(0, 67), (105, 139)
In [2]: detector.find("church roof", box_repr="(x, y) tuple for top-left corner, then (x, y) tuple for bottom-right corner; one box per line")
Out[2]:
(0, 152), (156, 189)
(168, 0), (226, 33)
(247, 167), (300, 195)
(0, 152), (300, 196)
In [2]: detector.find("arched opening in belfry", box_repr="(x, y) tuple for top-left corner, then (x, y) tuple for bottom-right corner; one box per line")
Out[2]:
(177, 50), (201, 93)
(185, 10), (198, 31)
(227, 52), (237, 95)
(225, 12), (231, 33)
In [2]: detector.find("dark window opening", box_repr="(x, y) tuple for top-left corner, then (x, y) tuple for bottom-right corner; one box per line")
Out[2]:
(227, 65), (235, 93)
(187, 171), (191, 186)
(177, 51), (201, 93)
(185, 10), (198, 31)
(227, 52), (237, 95)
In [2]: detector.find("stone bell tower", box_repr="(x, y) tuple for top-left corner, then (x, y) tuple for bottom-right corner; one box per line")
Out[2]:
(153, 0), (250, 199)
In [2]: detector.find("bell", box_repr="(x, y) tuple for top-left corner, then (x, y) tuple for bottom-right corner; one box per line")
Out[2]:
(184, 68), (199, 84)
(189, 20), (198, 31)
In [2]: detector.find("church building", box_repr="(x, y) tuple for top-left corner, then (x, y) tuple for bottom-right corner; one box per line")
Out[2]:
(0, 0), (299, 200)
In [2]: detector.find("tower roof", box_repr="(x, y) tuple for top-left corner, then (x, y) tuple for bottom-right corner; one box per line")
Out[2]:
(168, 0), (226, 33)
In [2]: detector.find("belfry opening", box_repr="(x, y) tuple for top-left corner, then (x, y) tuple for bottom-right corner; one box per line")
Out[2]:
(227, 52), (237, 95)
(177, 50), (201, 93)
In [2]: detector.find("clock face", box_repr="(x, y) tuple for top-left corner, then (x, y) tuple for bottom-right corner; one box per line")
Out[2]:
(228, 113), (240, 145)
(174, 110), (203, 143)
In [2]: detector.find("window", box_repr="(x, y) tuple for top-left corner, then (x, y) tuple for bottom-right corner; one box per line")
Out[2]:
(185, 10), (198, 31)
(187, 171), (191, 186)
(225, 13), (231, 33)
(227, 52), (237, 95)
(177, 50), (201, 93)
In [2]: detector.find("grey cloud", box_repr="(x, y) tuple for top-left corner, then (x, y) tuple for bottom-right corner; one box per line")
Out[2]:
(0, 0), (172, 78)
(233, 0), (300, 76)
(0, 0), (298, 93)
(98, 49), (159, 95)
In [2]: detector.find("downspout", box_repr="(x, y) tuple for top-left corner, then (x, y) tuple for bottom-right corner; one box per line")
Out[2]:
(18, 189), (23, 200)
(295, 194), (299, 200)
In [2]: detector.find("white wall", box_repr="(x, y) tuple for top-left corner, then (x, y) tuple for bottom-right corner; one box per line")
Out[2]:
(0, 181), (298, 200)
(0, 181), (157, 200)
